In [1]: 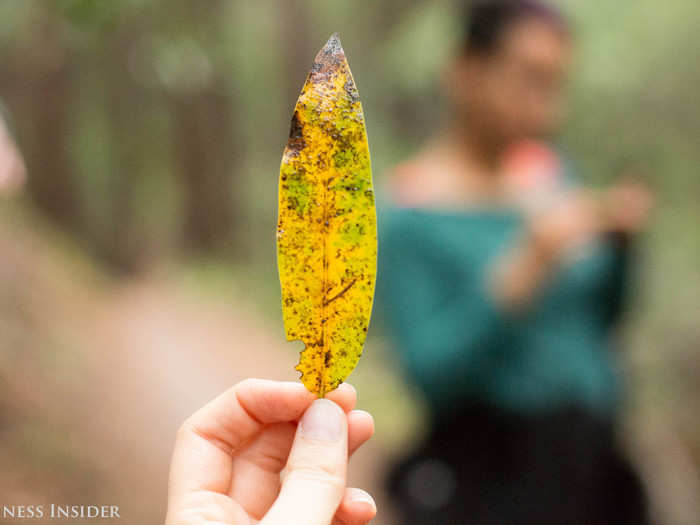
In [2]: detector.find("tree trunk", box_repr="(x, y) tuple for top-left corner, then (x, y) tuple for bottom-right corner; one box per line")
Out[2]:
(173, 88), (236, 254)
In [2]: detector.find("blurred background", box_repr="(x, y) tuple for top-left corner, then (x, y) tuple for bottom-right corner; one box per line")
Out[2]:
(0, 0), (698, 523)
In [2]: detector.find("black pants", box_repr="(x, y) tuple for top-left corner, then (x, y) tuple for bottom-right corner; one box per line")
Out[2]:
(386, 404), (649, 525)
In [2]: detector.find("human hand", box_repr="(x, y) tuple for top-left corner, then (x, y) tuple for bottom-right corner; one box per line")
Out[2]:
(603, 180), (653, 235)
(527, 191), (601, 263)
(165, 379), (376, 525)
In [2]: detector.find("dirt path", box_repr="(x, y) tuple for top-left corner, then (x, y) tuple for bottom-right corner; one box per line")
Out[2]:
(4, 211), (699, 524)
(84, 280), (391, 523)
(0, 212), (389, 523)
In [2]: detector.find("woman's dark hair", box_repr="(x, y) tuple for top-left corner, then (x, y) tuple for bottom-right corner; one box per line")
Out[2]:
(464, 0), (569, 55)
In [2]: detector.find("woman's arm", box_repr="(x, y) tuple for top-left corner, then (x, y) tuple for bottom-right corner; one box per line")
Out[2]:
(492, 183), (651, 313)
(491, 193), (600, 311)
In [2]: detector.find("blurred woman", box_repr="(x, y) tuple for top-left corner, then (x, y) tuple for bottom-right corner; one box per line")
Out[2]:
(379, 1), (651, 524)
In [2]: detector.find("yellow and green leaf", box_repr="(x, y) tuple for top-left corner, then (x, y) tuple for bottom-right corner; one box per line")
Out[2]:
(277, 33), (377, 397)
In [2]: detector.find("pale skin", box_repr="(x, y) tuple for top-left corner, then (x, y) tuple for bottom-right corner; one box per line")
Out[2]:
(166, 379), (376, 525)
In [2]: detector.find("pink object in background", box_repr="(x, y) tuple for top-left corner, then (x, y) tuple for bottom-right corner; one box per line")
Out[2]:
(502, 139), (567, 213)
(502, 139), (562, 191)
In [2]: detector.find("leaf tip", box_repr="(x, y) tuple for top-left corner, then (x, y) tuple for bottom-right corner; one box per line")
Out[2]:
(318, 32), (345, 62)
(309, 33), (347, 81)
(326, 32), (342, 51)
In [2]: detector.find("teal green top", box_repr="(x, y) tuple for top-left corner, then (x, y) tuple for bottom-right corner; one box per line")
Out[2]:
(378, 207), (629, 419)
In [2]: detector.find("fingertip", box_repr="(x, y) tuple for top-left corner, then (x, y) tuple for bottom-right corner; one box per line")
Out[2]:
(346, 487), (376, 512)
(299, 398), (346, 442)
(231, 379), (315, 425)
(338, 488), (377, 523)
(326, 382), (357, 412)
(348, 410), (374, 434)
(347, 410), (374, 456)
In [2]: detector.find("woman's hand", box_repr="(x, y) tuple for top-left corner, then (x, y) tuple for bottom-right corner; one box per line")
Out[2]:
(527, 192), (601, 264)
(165, 379), (376, 525)
(603, 180), (653, 235)
(492, 192), (600, 310)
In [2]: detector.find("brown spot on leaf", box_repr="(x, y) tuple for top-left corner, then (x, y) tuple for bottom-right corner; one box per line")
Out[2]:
(287, 111), (306, 152)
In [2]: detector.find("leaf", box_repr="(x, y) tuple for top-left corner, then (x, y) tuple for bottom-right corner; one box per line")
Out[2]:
(277, 33), (377, 397)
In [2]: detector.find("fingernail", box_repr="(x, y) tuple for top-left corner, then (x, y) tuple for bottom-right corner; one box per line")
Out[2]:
(300, 399), (343, 442)
(348, 489), (376, 511)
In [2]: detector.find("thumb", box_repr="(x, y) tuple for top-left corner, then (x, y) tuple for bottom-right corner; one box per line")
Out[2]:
(262, 398), (348, 525)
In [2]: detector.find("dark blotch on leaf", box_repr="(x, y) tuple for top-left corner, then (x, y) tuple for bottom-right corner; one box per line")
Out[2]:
(287, 112), (306, 152)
